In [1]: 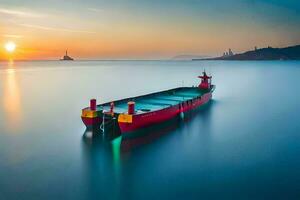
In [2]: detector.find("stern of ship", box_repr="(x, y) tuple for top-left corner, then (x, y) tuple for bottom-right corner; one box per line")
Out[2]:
(81, 99), (102, 129)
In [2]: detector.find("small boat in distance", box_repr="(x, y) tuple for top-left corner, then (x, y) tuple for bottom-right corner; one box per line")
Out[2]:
(81, 71), (215, 134)
(60, 50), (74, 61)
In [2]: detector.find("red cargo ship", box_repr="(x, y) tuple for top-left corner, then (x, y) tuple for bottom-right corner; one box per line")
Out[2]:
(81, 71), (215, 134)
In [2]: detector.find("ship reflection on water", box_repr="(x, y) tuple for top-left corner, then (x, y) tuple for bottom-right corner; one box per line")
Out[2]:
(80, 100), (214, 198)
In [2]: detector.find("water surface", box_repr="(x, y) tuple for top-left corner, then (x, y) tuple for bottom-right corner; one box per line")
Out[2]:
(0, 60), (300, 199)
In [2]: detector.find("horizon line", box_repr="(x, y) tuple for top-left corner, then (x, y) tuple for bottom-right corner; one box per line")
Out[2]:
(1, 44), (299, 62)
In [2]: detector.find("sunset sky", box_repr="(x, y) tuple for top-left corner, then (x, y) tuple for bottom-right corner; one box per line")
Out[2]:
(0, 0), (300, 60)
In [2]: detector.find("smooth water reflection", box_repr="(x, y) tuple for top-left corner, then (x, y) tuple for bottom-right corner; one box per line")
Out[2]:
(0, 62), (22, 132)
(0, 61), (300, 199)
(3, 69), (22, 131)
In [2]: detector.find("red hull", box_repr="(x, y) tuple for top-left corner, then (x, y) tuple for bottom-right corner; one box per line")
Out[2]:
(118, 92), (212, 133)
(81, 116), (102, 128)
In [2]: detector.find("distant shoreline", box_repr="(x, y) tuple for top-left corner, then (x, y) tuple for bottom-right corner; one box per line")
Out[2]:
(193, 44), (300, 61)
(1, 44), (300, 62)
(1, 59), (300, 62)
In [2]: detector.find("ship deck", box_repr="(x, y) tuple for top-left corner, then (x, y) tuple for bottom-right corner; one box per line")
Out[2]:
(100, 87), (211, 114)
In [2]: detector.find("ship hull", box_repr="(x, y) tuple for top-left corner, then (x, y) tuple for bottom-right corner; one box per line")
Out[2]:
(81, 116), (102, 128)
(81, 85), (215, 134)
(118, 91), (213, 134)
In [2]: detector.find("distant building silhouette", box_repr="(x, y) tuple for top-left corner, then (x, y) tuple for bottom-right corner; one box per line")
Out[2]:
(222, 48), (234, 57)
(60, 50), (74, 61)
(228, 48), (233, 56)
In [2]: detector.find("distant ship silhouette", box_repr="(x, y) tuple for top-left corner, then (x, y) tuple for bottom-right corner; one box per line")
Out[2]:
(60, 50), (74, 61)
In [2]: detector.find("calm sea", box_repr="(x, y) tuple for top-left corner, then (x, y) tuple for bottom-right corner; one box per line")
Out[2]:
(0, 60), (300, 199)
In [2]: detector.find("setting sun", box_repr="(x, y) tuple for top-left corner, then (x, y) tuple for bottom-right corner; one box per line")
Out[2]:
(4, 42), (16, 53)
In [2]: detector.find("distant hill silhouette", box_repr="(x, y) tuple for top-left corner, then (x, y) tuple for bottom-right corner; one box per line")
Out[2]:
(194, 45), (300, 60)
